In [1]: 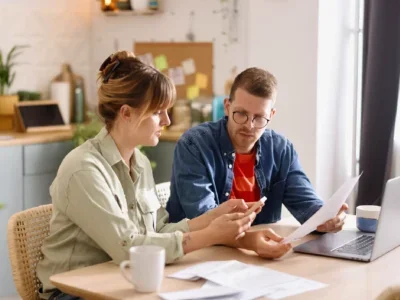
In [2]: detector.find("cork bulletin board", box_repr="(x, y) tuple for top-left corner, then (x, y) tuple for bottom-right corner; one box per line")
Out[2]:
(134, 42), (213, 100)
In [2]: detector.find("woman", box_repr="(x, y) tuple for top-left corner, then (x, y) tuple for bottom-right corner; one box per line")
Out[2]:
(36, 51), (260, 300)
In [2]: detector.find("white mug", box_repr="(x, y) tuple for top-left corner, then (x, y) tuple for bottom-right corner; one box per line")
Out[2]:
(120, 245), (166, 293)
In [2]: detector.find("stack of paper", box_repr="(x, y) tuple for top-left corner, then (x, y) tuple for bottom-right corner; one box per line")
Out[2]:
(159, 260), (327, 300)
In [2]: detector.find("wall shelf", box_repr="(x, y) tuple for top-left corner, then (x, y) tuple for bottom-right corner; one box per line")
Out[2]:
(103, 9), (161, 16)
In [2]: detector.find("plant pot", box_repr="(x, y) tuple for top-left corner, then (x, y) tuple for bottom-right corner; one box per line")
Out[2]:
(0, 95), (19, 115)
(0, 95), (19, 131)
(0, 115), (14, 131)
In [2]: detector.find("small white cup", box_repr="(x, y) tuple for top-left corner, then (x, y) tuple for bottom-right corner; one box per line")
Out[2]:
(120, 245), (166, 293)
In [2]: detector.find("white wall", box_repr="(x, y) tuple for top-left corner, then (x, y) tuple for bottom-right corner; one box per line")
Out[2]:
(0, 0), (92, 102)
(247, 0), (319, 185)
(89, 0), (249, 107)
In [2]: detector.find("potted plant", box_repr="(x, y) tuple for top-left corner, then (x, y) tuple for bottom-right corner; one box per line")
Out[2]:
(0, 45), (29, 130)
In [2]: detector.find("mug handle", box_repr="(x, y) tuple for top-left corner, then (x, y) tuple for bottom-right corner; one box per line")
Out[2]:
(120, 260), (136, 286)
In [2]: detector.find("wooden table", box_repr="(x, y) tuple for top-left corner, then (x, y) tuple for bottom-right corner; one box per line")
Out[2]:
(50, 215), (400, 300)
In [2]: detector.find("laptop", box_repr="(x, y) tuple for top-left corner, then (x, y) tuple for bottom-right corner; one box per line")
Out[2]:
(293, 176), (400, 262)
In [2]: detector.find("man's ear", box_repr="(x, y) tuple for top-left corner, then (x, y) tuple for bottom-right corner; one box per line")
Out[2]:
(270, 108), (276, 119)
(223, 98), (230, 116)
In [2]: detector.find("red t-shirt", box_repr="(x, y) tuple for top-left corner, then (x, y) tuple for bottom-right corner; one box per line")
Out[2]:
(229, 151), (260, 202)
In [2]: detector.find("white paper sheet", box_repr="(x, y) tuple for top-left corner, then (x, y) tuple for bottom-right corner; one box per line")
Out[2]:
(159, 286), (241, 300)
(281, 174), (361, 244)
(168, 261), (228, 281)
(170, 260), (327, 300)
(202, 279), (327, 300)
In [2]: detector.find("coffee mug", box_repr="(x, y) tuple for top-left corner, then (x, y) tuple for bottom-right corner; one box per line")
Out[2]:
(356, 205), (381, 233)
(120, 245), (166, 293)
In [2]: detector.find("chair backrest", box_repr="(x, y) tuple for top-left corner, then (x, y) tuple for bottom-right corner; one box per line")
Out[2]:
(376, 286), (400, 300)
(7, 204), (53, 300)
(156, 182), (171, 208)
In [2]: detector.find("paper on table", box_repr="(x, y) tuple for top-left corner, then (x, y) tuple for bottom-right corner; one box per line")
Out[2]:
(281, 174), (362, 244)
(168, 261), (228, 281)
(158, 286), (241, 300)
(202, 279), (327, 300)
(196, 260), (296, 290)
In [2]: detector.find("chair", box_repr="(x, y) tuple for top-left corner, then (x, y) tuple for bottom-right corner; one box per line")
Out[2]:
(7, 204), (53, 300)
(376, 286), (400, 300)
(156, 181), (171, 208)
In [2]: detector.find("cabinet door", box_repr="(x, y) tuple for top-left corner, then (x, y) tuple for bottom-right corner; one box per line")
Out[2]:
(143, 141), (176, 184)
(23, 173), (56, 209)
(24, 141), (73, 175)
(0, 146), (23, 297)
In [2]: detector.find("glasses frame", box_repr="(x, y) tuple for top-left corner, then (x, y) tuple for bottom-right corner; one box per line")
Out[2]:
(232, 111), (270, 129)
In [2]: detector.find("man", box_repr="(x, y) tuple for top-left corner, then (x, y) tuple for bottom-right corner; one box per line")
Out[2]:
(167, 67), (347, 257)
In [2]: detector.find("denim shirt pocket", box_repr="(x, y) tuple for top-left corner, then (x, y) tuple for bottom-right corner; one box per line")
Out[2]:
(136, 189), (161, 232)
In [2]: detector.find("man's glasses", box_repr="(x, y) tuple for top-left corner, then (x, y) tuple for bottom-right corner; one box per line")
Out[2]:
(232, 111), (270, 129)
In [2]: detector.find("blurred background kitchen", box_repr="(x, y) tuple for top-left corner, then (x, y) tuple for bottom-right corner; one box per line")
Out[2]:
(1, 0), (400, 298)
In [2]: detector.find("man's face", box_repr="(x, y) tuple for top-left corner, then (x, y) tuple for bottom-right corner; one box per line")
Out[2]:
(224, 87), (276, 153)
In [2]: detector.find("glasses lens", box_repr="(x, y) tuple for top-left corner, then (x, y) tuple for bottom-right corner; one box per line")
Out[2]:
(253, 117), (268, 128)
(233, 112), (248, 124)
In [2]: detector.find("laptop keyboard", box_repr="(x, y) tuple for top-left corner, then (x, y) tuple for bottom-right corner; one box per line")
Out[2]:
(333, 235), (375, 256)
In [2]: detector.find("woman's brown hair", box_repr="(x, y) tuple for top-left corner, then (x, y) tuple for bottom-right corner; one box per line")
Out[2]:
(97, 51), (176, 131)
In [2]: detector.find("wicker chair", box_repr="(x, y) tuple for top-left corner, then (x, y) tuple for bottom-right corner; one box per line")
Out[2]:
(376, 286), (400, 300)
(7, 204), (53, 300)
(156, 181), (171, 208)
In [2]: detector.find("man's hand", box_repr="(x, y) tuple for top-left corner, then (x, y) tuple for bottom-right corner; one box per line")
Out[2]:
(316, 203), (348, 233)
(239, 229), (292, 259)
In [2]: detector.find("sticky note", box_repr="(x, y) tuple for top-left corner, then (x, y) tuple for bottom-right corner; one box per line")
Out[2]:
(187, 85), (200, 100)
(168, 67), (185, 86)
(195, 73), (208, 89)
(137, 53), (154, 67)
(154, 55), (168, 71)
(182, 58), (196, 75)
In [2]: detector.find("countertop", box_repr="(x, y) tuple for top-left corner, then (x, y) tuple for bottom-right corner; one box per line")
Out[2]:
(0, 127), (183, 146)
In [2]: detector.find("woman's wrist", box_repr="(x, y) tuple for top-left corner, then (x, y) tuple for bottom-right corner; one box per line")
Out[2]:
(187, 211), (215, 232)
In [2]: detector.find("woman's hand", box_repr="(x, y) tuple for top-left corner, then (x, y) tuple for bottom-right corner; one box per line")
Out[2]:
(205, 212), (257, 244)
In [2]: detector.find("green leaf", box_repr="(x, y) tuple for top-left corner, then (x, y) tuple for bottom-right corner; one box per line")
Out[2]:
(5, 46), (17, 67)
(9, 72), (15, 87)
(0, 50), (3, 68)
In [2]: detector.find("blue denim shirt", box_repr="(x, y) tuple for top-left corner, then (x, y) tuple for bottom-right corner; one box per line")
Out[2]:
(167, 117), (323, 225)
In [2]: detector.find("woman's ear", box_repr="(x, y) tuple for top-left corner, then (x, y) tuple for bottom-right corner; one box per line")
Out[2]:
(120, 104), (133, 122)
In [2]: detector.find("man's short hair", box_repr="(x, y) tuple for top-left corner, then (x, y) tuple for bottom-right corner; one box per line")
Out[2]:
(229, 67), (277, 102)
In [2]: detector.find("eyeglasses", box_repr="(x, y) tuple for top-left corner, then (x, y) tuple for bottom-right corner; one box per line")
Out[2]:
(232, 111), (270, 129)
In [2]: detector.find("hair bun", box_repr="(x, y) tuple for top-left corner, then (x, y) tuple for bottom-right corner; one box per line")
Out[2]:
(112, 51), (135, 61)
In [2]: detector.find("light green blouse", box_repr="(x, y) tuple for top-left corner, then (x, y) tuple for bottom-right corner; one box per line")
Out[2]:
(36, 127), (189, 297)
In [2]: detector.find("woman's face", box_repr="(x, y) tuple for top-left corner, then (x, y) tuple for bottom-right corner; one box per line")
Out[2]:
(120, 105), (171, 147)
(134, 109), (171, 146)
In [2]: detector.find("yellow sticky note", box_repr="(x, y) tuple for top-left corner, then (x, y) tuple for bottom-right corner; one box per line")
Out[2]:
(195, 73), (208, 89)
(187, 85), (200, 100)
(154, 55), (168, 71)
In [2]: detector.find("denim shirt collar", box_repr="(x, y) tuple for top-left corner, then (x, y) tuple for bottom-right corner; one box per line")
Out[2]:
(219, 117), (262, 165)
